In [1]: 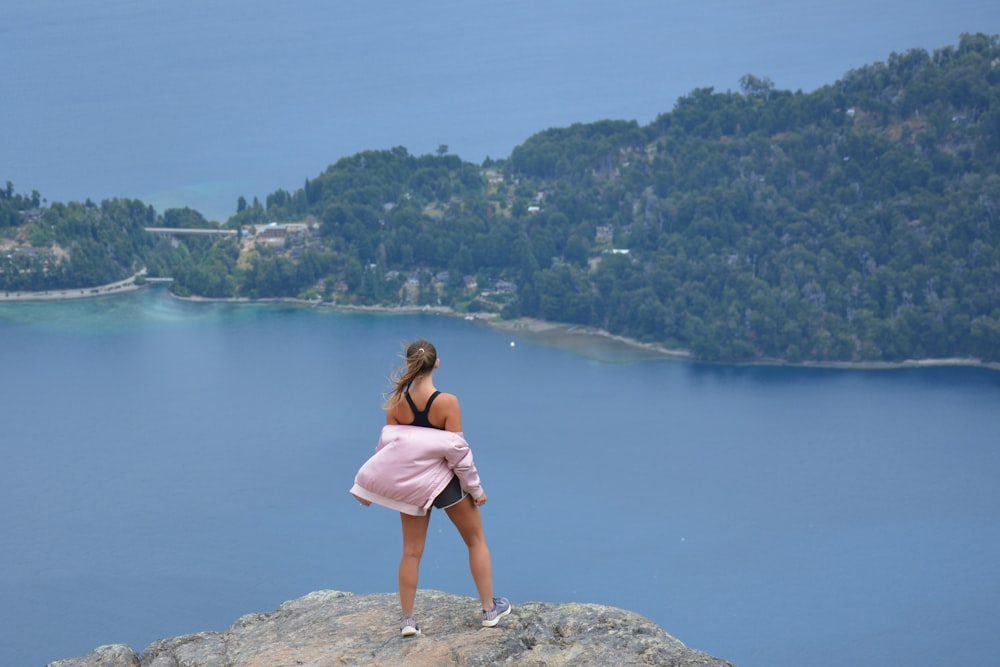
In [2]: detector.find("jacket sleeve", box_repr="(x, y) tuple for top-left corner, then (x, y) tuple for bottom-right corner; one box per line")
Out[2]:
(374, 428), (389, 453)
(445, 432), (485, 500)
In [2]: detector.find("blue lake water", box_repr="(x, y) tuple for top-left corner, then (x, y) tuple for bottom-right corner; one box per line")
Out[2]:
(1, 288), (998, 666)
(4, 6), (1000, 662)
(5, 0), (999, 220)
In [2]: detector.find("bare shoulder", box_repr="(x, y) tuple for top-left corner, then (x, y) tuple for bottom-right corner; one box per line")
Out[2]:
(436, 391), (461, 408)
(433, 392), (463, 431)
(385, 396), (409, 425)
(433, 391), (462, 418)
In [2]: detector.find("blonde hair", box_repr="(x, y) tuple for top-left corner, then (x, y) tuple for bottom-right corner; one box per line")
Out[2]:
(384, 339), (438, 408)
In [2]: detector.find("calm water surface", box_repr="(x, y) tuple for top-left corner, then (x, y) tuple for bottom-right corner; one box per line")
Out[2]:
(5, 0), (999, 219)
(1, 289), (998, 667)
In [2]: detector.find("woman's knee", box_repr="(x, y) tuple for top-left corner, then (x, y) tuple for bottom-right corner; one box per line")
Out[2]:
(400, 513), (430, 559)
(401, 540), (426, 560)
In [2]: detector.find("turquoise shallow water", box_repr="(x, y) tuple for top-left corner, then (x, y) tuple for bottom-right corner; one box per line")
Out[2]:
(1, 288), (998, 666)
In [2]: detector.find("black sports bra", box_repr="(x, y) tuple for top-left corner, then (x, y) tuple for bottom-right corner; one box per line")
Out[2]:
(404, 390), (442, 429)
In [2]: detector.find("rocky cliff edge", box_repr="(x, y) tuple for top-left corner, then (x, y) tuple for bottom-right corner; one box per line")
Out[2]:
(48, 590), (735, 667)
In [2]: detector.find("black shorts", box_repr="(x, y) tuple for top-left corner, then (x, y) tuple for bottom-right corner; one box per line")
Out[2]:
(432, 474), (467, 510)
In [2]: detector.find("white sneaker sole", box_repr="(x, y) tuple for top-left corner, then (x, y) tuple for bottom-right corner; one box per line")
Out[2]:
(482, 603), (512, 627)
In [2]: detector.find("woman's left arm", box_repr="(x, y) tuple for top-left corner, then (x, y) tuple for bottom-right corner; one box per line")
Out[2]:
(445, 433), (485, 501)
(437, 393), (463, 433)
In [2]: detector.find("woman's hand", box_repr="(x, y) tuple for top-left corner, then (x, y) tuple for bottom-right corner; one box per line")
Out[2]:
(474, 492), (487, 506)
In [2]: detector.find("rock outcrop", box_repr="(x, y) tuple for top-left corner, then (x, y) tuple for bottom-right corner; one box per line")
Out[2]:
(48, 590), (735, 666)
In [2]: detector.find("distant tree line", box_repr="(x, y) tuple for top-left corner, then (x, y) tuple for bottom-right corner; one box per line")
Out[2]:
(3, 33), (998, 363)
(1, 192), (156, 291)
(501, 33), (1000, 361)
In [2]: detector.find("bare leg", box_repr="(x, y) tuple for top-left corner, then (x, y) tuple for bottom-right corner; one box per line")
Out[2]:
(399, 511), (431, 616)
(445, 496), (494, 610)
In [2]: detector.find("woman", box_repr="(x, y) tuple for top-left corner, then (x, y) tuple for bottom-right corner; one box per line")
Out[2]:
(351, 339), (511, 636)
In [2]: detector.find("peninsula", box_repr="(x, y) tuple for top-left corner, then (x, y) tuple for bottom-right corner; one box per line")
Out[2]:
(4, 33), (998, 367)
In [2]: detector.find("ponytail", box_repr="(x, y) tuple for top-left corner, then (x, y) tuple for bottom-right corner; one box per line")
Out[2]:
(385, 339), (438, 408)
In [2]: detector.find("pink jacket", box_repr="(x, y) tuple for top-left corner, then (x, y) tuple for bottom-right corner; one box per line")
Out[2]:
(350, 424), (485, 516)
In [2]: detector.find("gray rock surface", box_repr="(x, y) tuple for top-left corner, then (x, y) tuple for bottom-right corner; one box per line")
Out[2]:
(48, 590), (735, 666)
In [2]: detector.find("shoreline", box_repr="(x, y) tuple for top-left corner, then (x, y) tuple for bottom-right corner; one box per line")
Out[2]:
(0, 274), (146, 301)
(4, 284), (998, 372)
(482, 317), (1000, 371)
(138, 291), (1000, 372)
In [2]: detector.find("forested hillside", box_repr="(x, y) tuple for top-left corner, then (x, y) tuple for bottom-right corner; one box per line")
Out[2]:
(0, 189), (156, 291)
(3, 33), (998, 363)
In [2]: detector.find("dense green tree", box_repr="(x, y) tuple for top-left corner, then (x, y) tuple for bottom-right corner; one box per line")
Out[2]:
(4, 33), (998, 363)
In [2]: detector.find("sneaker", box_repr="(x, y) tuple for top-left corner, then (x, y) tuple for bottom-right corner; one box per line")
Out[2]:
(481, 597), (512, 627)
(400, 616), (420, 637)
